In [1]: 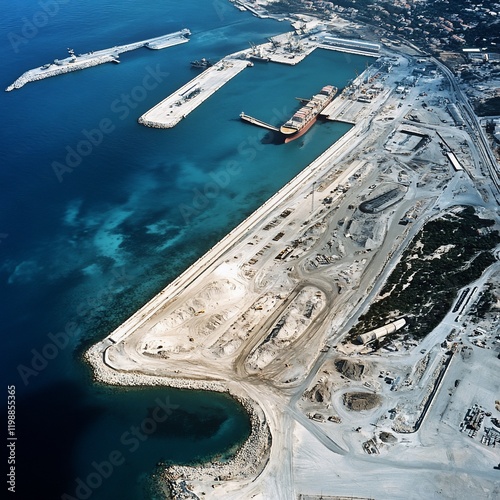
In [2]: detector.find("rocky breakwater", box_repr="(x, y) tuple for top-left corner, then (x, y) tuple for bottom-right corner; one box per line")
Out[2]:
(6, 55), (117, 92)
(85, 342), (228, 392)
(162, 396), (272, 499)
(85, 343), (273, 498)
(137, 115), (181, 129)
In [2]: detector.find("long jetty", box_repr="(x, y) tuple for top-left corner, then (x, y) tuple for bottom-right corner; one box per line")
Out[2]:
(239, 113), (279, 132)
(139, 58), (251, 129)
(5, 29), (191, 92)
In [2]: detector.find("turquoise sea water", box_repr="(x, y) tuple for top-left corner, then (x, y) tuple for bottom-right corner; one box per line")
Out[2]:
(0, 1), (373, 498)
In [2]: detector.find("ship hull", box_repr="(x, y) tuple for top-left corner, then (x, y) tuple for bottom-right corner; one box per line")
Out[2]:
(282, 116), (318, 143)
(280, 85), (337, 143)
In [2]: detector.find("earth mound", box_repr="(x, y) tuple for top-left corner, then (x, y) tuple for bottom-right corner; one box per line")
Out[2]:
(379, 431), (397, 443)
(342, 392), (381, 411)
(335, 359), (367, 380)
(304, 380), (331, 404)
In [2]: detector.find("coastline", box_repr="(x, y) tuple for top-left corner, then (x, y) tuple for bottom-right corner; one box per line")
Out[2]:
(86, 342), (228, 392)
(161, 396), (271, 498)
(81, 4), (392, 497)
(85, 344), (272, 497)
(4, 0), (500, 497)
(84, 120), (361, 494)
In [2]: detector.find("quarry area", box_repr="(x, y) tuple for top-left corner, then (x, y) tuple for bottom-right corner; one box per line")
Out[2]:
(88, 26), (500, 500)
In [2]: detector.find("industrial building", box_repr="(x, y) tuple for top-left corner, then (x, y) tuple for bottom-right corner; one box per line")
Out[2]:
(357, 318), (406, 344)
(320, 35), (380, 54)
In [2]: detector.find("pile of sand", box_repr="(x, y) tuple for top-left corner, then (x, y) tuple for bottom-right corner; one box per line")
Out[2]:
(379, 431), (397, 443)
(343, 392), (381, 411)
(304, 379), (331, 404)
(335, 358), (368, 380)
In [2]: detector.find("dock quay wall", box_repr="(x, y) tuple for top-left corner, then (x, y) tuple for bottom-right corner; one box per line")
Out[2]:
(100, 122), (359, 346)
(138, 59), (249, 129)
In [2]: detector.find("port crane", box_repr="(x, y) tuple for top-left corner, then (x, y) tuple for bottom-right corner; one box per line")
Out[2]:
(268, 37), (280, 48)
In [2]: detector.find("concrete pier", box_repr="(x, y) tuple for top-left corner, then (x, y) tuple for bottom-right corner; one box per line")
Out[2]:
(6, 29), (190, 92)
(138, 31), (381, 130)
(139, 58), (251, 129)
(239, 113), (279, 132)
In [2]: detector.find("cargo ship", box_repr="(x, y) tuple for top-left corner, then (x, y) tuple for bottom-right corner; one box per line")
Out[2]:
(280, 85), (337, 143)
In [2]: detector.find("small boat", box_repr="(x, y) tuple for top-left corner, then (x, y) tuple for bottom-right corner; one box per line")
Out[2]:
(190, 58), (212, 69)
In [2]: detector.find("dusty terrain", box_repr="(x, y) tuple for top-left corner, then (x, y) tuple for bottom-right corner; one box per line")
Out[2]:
(88, 34), (500, 500)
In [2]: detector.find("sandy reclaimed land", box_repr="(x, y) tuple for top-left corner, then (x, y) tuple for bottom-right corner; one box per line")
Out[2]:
(88, 31), (500, 500)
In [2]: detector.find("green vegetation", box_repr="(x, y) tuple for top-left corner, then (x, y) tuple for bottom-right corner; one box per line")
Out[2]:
(266, 0), (336, 19)
(349, 206), (500, 341)
(475, 97), (500, 117)
(265, 0), (500, 51)
(470, 285), (496, 320)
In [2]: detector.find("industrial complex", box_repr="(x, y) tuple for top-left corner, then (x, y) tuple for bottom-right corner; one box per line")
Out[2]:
(86, 5), (500, 500)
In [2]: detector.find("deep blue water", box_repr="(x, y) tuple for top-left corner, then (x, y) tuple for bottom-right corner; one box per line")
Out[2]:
(0, 1), (373, 498)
